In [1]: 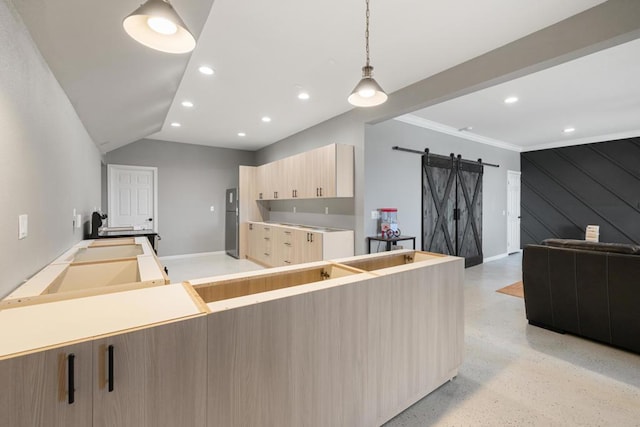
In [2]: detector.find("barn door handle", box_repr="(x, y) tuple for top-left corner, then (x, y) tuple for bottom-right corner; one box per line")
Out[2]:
(108, 345), (114, 392)
(68, 354), (75, 404)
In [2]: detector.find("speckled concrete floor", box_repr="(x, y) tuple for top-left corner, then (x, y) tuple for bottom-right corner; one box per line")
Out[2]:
(384, 253), (640, 427)
(160, 251), (264, 284)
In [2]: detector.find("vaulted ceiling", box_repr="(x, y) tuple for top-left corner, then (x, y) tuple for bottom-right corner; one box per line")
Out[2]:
(13, 0), (640, 154)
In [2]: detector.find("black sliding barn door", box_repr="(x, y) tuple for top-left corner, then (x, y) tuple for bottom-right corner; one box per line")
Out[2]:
(422, 153), (483, 267)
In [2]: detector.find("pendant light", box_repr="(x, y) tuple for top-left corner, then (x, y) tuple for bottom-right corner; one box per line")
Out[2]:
(123, 0), (196, 54)
(348, 0), (388, 107)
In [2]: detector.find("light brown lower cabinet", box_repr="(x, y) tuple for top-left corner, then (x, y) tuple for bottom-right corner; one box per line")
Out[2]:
(92, 316), (207, 427)
(0, 317), (206, 427)
(2, 250), (461, 427)
(250, 221), (353, 268)
(0, 342), (93, 427)
(203, 254), (464, 426)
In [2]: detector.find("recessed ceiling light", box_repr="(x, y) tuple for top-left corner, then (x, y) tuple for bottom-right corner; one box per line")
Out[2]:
(181, 101), (194, 108)
(504, 96), (519, 104)
(261, 116), (271, 123)
(563, 127), (576, 134)
(298, 92), (310, 100)
(238, 132), (246, 137)
(198, 66), (214, 75)
(170, 122), (181, 127)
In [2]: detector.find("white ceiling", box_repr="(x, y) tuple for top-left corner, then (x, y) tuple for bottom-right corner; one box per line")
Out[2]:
(408, 37), (640, 152)
(14, 0), (620, 153)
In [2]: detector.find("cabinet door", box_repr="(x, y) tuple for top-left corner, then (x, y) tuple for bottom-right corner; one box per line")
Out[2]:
(280, 228), (296, 266)
(247, 222), (260, 261)
(92, 317), (207, 427)
(297, 230), (323, 263)
(261, 225), (273, 266)
(270, 159), (285, 200)
(0, 342), (93, 427)
(285, 153), (306, 199)
(315, 144), (337, 198)
(302, 144), (337, 198)
(255, 164), (272, 200)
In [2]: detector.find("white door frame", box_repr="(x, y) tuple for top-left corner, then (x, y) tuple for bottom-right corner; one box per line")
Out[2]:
(506, 170), (521, 254)
(107, 164), (158, 233)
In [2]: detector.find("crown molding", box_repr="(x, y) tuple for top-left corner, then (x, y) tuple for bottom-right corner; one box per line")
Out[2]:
(394, 114), (522, 152)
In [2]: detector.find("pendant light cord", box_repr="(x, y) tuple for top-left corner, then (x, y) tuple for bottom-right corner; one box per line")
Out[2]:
(365, 0), (370, 67)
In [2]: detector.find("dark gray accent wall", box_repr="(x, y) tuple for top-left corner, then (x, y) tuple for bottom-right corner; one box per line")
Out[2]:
(1, 0), (102, 298)
(521, 137), (640, 246)
(105, 139), (256, 256)
(365, 120), (520, 259)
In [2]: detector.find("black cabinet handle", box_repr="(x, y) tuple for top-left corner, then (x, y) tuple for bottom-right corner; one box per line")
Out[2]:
(68, 353), (75, 404)
(319, 188), (323, 197)
(310, 233), (314, 243)
(316, 188), (319, 197)
(108, 345), (114, 392)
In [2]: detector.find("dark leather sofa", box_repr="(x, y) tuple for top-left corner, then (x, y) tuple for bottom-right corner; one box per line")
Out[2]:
(523, 238), (640, 355)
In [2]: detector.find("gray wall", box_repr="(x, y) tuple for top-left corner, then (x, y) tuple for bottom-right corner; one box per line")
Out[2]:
(105, 139), (255, 256)
(365, 120), (520, 259)
(0, 0), (102, 298)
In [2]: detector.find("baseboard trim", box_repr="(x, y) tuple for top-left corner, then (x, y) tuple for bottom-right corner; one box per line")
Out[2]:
(159, 251), (225, 261)
(483, 252), (509, 263)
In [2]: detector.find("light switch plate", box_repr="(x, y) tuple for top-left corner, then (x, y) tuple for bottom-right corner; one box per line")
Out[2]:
(18, 214), (28, 239)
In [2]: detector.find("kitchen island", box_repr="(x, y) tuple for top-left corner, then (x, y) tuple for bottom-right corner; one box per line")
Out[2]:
(1, 243), (463, 427)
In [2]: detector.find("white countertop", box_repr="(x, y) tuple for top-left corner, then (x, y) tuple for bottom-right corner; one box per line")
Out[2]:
(248, 220), (351, 233)
(0, 284), (204, 359)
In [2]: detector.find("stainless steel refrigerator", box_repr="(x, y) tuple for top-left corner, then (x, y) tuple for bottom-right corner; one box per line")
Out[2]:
(225, 188), (239, 258)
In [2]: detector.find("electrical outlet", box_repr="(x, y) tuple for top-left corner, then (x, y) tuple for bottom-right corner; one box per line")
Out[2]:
(293, 206), (296, 214)
(18, 214), (28, 239)
(325, 207), (329, 215)
(371, 210), (380, 220)
(210, 206), (215, 212)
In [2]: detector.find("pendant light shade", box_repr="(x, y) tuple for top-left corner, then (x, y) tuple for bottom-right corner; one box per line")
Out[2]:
(348, 0), (387, 107)
(348, 65), (388, 107)
(123, 0), (196, 54)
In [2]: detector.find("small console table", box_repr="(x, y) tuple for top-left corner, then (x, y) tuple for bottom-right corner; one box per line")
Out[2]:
(367, 235), (416, 254)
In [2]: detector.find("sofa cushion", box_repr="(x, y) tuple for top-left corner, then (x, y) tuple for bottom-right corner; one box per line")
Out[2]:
(542, 238), (640, 255)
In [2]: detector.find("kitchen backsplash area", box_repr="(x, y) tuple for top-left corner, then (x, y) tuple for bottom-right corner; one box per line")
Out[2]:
(267, 198), (355, 231)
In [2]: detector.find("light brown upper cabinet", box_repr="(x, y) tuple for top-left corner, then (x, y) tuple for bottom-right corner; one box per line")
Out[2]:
(254, 144), (354, 201)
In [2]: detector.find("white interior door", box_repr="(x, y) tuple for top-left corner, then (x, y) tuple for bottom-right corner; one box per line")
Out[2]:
(507, 170), (521, 253)
(108, 165), (158, 231)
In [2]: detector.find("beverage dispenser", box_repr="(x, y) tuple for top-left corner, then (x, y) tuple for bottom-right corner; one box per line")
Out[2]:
(379, 208), (400, 238)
